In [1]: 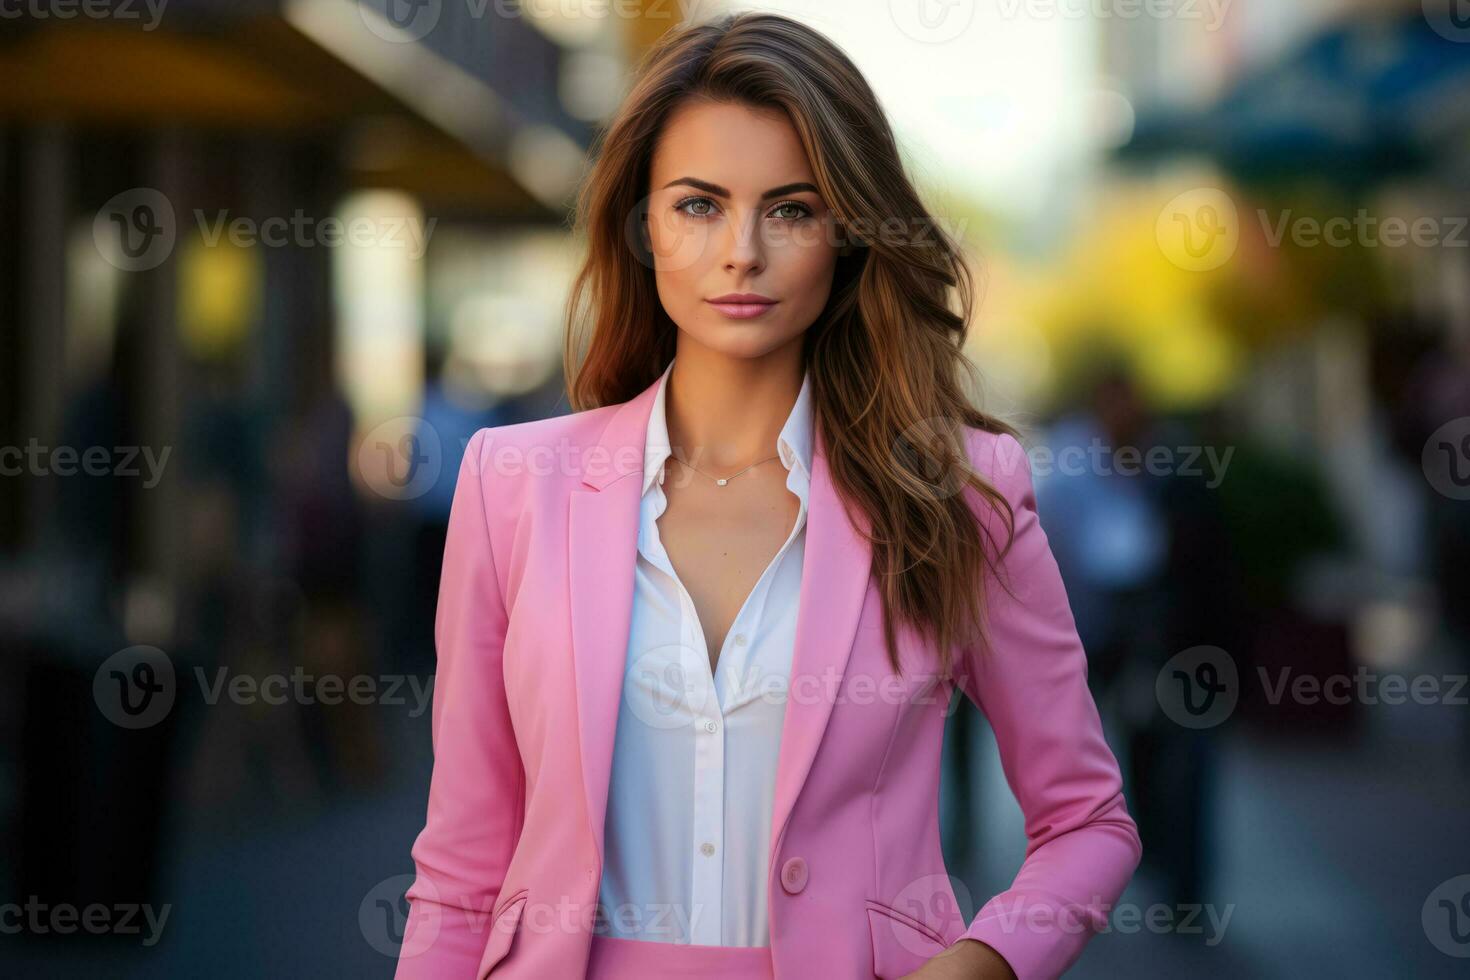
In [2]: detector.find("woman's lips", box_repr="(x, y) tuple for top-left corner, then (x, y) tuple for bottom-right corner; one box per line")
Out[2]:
(706, 299), (778, 319)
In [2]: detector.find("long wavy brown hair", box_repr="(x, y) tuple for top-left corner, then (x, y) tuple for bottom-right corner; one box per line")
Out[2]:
(563, 12), (1020, 678)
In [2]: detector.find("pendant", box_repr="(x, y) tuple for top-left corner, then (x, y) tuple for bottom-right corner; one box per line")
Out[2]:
(717, 478), (728, 486)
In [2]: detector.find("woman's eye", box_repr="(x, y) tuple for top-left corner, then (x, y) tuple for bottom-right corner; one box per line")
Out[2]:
(676, 197), (716, 217)
(673, 197), (812, 220)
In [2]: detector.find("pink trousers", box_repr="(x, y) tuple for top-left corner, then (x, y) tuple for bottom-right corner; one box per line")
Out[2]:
(585, 934), (775, 979)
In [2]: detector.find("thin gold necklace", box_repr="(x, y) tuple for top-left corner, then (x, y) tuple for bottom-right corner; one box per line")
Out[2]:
(668, 450), (780, 487)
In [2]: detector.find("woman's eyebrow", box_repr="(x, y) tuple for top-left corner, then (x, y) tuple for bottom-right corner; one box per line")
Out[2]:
(661, 177), (820, 200)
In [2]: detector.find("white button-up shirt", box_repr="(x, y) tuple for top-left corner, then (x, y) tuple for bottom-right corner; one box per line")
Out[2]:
(596, 358), (814, 948)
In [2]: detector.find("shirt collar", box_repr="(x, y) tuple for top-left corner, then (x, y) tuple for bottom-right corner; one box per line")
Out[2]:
(642, 358), (815, 498)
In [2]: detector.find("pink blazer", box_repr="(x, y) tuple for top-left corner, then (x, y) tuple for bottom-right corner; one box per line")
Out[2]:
(394, 372), (1142, 980)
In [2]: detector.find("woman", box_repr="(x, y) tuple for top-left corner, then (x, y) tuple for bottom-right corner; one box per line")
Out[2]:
(395, 12), (1141, 980)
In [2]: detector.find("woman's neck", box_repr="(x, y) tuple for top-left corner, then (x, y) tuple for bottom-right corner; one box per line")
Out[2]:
(664, 342), (805, 470)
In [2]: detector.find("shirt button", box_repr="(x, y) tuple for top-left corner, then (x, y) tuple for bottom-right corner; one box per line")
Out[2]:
(734, 633), (747, 646)
(702, 719), (718, 734)
(700, 842), (716, 856)
(780, 856), (808, 894)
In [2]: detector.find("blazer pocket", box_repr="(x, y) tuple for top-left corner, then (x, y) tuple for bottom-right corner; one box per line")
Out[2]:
(865, 899), (951, 979)
(476, 888), (529, 980)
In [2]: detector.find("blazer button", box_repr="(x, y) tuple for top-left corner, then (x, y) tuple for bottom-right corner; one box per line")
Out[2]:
(780, 857), (808, 894)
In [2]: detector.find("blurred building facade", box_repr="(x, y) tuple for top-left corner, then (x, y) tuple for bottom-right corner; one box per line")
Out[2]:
(0, 1), (683, 964)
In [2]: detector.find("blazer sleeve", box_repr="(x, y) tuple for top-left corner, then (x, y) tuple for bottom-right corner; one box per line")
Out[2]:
(395, 427), (525, 979)
(949, 431), (1143, 980)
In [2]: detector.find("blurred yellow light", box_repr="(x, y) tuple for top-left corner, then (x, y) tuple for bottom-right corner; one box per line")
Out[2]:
(998, 179), (1248, 410)
(178, 234), (260, 361)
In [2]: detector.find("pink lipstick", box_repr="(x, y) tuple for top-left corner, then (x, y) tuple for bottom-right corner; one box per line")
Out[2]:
(706, 293), (778, 319)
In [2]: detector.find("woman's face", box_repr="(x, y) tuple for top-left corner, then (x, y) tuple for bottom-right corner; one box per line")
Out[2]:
(644, 99), (840, 360)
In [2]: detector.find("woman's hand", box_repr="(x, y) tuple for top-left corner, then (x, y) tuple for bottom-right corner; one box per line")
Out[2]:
(899, 938), (1018, 980)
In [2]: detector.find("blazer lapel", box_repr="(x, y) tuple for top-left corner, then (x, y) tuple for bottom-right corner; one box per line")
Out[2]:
(767, 430), (871, 865)
(565, 373), (874, 874)
(568, 377), (658, 869)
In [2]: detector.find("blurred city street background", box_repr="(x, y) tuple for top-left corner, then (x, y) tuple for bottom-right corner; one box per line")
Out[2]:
(3, 0), (1470, 976)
